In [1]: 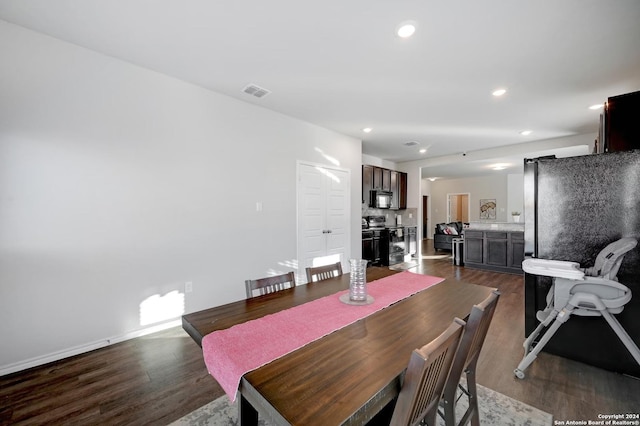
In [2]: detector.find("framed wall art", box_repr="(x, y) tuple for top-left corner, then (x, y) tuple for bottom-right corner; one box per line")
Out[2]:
(480, 199), (496, 220)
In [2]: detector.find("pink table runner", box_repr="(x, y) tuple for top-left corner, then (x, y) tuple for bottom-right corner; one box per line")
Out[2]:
(202, 271), (444, 401)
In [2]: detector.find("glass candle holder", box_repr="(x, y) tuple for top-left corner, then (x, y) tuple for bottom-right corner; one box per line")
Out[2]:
(349, 259), (368, 301)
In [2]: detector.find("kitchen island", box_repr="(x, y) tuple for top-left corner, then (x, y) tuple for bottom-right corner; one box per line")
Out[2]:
(463, 222), (525, 274)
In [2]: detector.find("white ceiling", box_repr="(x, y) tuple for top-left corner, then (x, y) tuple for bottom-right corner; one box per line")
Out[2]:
(1, 0), (639, 163)
(421, 144), (591, 181)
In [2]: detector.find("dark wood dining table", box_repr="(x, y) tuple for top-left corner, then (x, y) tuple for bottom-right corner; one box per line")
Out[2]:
(182, 267), (496, 425)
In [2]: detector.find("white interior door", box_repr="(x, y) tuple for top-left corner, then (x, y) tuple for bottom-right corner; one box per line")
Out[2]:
(324, 168), (348, 258)
(297, 163), (350, 283)
(298, 165), (325, 270)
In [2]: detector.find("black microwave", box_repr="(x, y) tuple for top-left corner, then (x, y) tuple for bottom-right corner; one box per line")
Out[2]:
(370, 190), (393, 209)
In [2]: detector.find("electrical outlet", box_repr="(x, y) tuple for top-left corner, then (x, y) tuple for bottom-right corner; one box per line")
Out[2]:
(185, 282), (193, 293)
(409, 213), (413, 219)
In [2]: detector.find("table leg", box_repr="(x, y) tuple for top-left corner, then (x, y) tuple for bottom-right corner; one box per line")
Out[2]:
(239, 393), (258, 426)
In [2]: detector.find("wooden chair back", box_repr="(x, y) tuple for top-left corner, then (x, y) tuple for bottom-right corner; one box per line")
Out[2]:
(390, 318), (466, 426)
(305, 261), (343, 283)
(244, 272), (296, 298)
(441, 290), (500, 426)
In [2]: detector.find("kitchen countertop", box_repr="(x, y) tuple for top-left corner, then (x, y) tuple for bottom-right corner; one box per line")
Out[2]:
(466, 221), (525, 232)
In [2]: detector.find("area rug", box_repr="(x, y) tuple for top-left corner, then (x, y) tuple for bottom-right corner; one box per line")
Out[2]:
(422, 254), (452, 260)
(169, 382), (553, 425)
(389, 261), (419, 271)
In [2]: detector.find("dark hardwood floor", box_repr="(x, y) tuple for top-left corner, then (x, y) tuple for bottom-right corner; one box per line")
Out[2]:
(2, 240), (639, 424)
(0, 326), (223, 426)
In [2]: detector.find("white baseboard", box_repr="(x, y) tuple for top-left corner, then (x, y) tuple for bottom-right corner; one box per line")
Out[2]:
(0, 319), (181, 376)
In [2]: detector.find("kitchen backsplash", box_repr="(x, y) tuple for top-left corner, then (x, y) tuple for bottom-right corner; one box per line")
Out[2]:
(361, 207), (418, 227)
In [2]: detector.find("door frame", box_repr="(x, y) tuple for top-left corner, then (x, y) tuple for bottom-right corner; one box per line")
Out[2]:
(422, 195), (429, 239)
(446, 192), (470, 223)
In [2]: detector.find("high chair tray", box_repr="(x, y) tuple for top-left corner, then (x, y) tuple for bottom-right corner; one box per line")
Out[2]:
(522, 258), (585, 279)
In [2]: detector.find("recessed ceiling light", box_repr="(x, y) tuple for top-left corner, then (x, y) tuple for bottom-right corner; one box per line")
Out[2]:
(419, 148), (427, 154)
(396, 21), (417, 38)
(520, 130), (533, 136)
(362, 127), (372, 133)
(492, 88), (507, 97)
(428, 177), (438, 182)
(589, 104), (604, 110)
(490, 163), (510, 170)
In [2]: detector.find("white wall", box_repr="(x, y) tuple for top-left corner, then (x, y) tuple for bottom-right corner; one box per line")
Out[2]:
(429, 175), (509, 226)
(361, 154), (397, 170)
(0, 21), (362, 372)
(507, 174), (524, 221)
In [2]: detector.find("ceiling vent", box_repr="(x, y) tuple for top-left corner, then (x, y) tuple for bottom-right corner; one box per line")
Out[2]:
(242, 83), (271, 99)
(403, 141), (419, 147)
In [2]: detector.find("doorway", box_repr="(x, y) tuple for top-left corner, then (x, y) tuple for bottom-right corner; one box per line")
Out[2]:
(422, 196), (429, 238)
(447, 193), (470, 222)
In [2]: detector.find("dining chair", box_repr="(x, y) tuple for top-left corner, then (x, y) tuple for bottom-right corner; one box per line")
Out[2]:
(305, 261), (343, 283)
(244, 271), (296, 298)
(389, 317), (466, 426)
(440, 290), (500, 426)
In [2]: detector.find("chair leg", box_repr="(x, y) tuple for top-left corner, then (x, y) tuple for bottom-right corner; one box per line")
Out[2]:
(424, 406), (439, 426)
(466, 370), (480, 426)
(441, 397), (456, 426)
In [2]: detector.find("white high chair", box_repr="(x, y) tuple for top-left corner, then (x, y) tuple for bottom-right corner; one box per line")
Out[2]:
(514, 238), (640, 379)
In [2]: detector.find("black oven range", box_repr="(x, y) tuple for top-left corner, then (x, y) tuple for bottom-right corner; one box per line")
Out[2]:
(362, 215), (406, 266)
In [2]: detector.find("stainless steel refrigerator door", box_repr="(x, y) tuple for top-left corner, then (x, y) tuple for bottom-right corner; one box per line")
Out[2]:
(525, 150), (640, 377)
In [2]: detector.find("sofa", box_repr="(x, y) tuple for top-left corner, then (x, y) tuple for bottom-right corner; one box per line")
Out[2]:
(434, 221), (464, 251)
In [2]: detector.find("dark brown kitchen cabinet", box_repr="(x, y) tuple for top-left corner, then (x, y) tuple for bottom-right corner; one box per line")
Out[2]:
(604, 90), (640, 152)
(390, 170), (408, 210)
(362, 228), (389, 266)
(362, 165), (407, 209)
(390, 171), (398, 209)
(397, 171), (407, 209)
(362, 232), (374, 262)
(380, 168), (391, 191)
(362, 165), (374, 203)
(370, 166), (391, 191)
(463, 230), (524, 274)
(372, 167), (383, 190)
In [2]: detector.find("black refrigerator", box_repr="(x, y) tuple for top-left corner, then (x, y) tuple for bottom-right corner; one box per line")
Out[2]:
(523, 150), (640, 377)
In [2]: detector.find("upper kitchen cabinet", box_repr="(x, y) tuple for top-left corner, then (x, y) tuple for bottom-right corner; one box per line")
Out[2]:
(380, 168), (391, 191)
(362, 165), (373, 204)
(604, 90), (640, 152)
(366, 165), (390, 191)
(362, 165), (407, 210)
(390, 170), (407, 210)
(397, 171), (407, 210)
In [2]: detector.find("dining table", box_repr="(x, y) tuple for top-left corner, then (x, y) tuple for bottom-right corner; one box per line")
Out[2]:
(181, 267), (496, 425)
